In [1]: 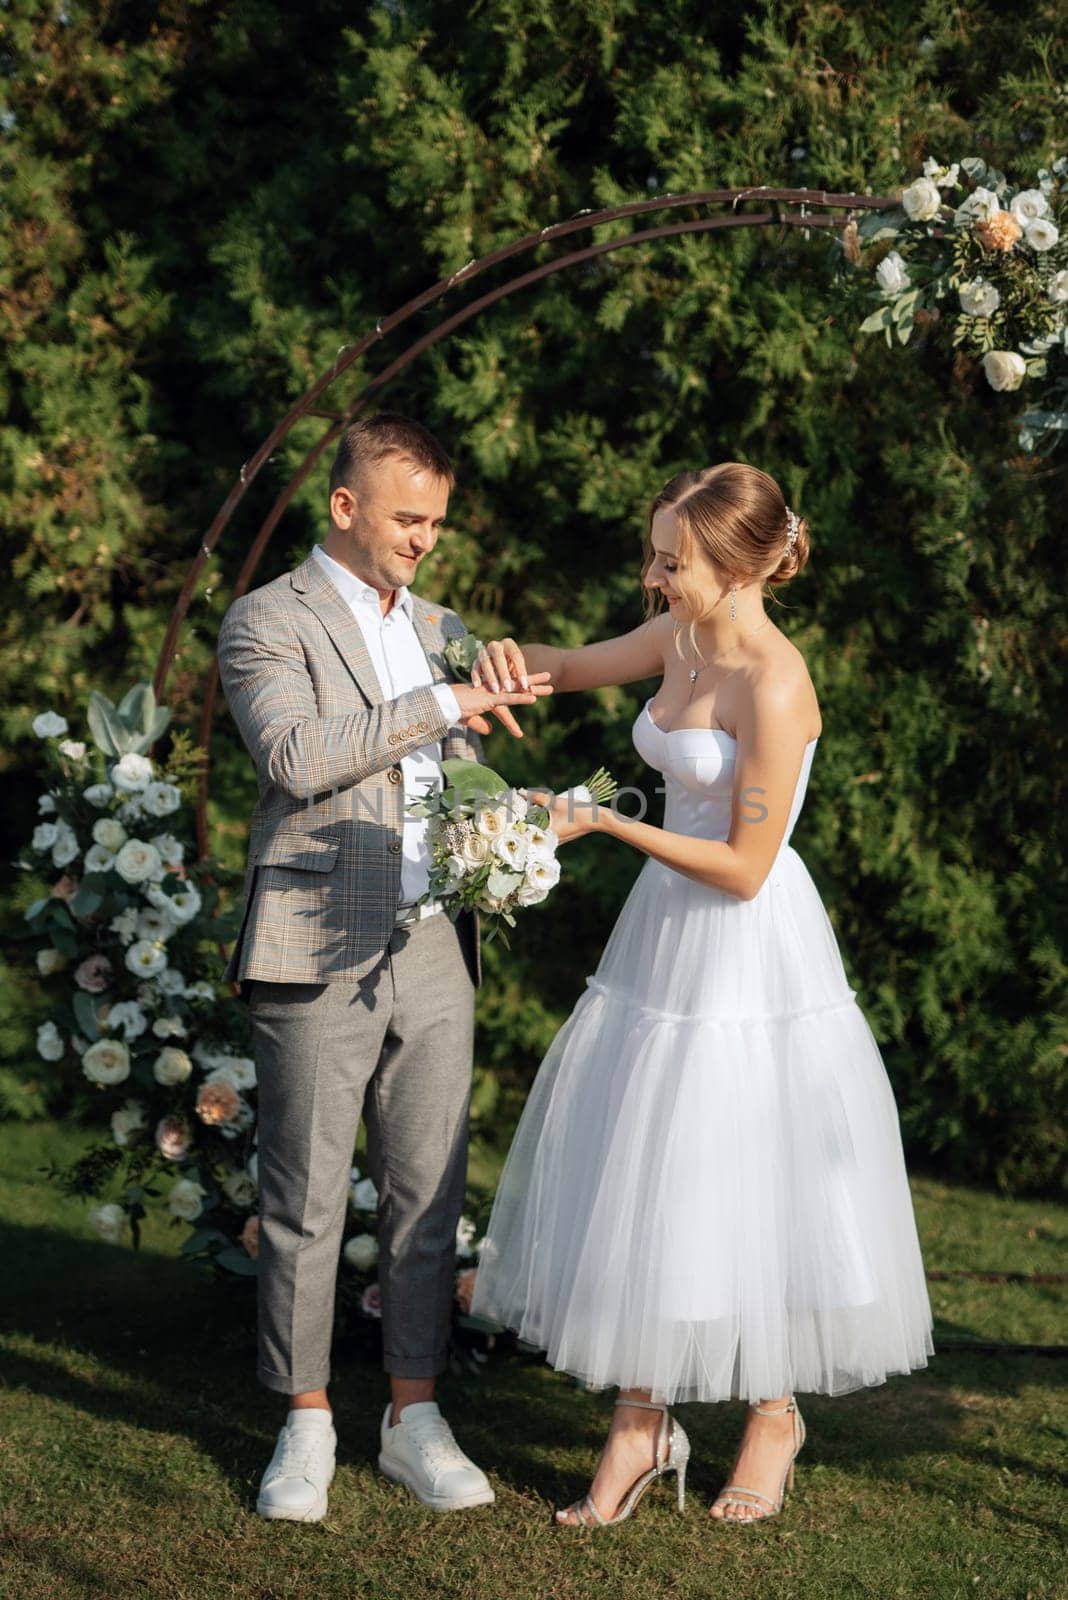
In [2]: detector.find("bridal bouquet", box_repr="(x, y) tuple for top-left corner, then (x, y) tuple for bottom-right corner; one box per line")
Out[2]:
(408, 758), (617, 945)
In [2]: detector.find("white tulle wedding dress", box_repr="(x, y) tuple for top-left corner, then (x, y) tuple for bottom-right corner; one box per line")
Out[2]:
(470, 698), (934, 1403)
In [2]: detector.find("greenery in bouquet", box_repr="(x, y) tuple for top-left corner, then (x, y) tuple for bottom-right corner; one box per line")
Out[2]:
(836, 154), (1068, 456)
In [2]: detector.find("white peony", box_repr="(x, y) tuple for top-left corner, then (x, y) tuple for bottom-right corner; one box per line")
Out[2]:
(150, 833), (184, 866)
(104, 1000), (148, 1041)
(51, 822), (80, 869)
(33, 711), (69, 738)
(351, 1176), (379, 1211)
(110, 1099), (147, 1147)
(114, 839), (162, 884)
(954, 185), (1001, 224)
(222, 1168), (257, 1208)
(109, 907), (139, 946)
(83, 782), (114, 807)
(59, 739), (87, 760)
(82, 1038), (131, 1086)
(1009, 188), (1050, 225)
(88, 1202), (126, 1243)
(959, 278), (1000, 318)
(92, 817), (127, 852)
(167, 1178), (206, 1222)
(125, 939), (168, 978)
(31, 822), (58, 853)
(982, 350), (1027, 391)
(459, 832), (490, 870)
(343, 1233), (379, 1271)
(901, 177), (942, 221)
(153, 1046), (193, 1086)
(36, 1020), (65, 1061)
(142, 781), (181, 818)
(875, 250), (910, 296)
(1024, 218), (1059, 252)
(111, 753), (154, 793)
(36, 947), (67, 976)
(152, 1015), (186, 1039)
(1050, 270), (1068, 304)
(84, 844), (116, 873)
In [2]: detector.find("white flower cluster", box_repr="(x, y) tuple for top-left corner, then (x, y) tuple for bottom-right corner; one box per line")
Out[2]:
(429, 791), (561, 919)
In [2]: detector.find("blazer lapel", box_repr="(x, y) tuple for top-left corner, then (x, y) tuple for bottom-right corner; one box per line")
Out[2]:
(290, 554), (384, 706)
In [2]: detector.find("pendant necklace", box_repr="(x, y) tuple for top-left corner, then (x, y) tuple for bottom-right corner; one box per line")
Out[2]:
(684, 618), (771, 703)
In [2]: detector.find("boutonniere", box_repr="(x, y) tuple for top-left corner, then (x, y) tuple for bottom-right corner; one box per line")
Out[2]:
(442, 632), (485, 679)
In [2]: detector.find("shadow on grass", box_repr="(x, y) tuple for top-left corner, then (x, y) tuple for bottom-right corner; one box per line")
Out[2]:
(2, 1217), (1065, 1529)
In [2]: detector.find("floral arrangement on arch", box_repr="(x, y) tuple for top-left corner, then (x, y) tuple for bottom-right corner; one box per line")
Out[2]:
(16, 683), (493, 1360)
(839, 153), (1067, 456)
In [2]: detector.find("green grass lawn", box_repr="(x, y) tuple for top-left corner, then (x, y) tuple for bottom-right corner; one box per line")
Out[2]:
(0, 1120), (1064, 1600)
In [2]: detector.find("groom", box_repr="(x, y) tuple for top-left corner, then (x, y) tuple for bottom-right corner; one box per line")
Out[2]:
(217, 412), (551, 1520)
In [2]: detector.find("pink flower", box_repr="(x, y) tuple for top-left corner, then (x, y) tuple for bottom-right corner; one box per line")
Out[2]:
(240, 1215), (260, 1259)
(360, 1283), (382, 1319)
(74, 954), (112, 993)
(155, 1116), (191, 1161)
(195, 1080), (240, 1126)
(51, 875), (79, 901)
(455, 1267), (478, 1314)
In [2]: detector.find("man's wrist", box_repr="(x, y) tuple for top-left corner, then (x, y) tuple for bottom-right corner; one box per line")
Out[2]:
(431, 681), (463, 728)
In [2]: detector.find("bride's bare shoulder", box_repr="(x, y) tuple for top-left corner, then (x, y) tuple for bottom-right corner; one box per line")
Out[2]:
(745, 627), (822, 739)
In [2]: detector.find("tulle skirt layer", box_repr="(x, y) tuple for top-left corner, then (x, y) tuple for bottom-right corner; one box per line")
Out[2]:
(471, 847), (934, 1403)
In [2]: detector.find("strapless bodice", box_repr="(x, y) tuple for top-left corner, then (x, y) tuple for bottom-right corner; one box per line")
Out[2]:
(631, 698), (818, 850)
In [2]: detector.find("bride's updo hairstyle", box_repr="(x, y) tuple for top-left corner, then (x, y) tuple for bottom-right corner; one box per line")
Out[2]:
(641, 464), (810, 650)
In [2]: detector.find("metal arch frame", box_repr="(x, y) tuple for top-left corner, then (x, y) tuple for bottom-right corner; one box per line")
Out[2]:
(151, 186), (893, 860)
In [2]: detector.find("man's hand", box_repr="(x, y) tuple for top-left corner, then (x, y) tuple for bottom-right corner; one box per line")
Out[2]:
(453, 672), (553, 739)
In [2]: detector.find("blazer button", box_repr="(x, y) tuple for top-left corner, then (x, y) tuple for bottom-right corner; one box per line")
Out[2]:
(387, 840), (402, 855)
(387, 767), (403, 785)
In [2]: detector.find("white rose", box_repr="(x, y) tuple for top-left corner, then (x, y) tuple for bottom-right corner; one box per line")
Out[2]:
(104, 1001), (148, 1041)
(51, 823), (80, 869)
(151, 833), (184, 866)
(442, 853), (467, 888)
(1050, 270), (1068, 304)
(875, 249), (910, 296)
(1024, 218), (1058, 252)
(33, 711), (69, 738)
(31, 822), (58, 853)
(959, 278), (1000, 317)
(459, 833), (490, 870)
(84, 844), (116, 873)
(167, 1178), (206, 1222)
(82, 1038), (131, 1086)
(207, 1056), (256, 1091)
(142, 781), (181, 818)
(1009, 188), (1050, 224)
(152, 1015), (186, 1039)
(954, 185), (1000, 224)
(110, 1099), (147, 1147)
(93, 817), (128, 851)
(343, 1233), (379, 1271)
(222, 1169), (257, 1208)
(36, 947), (67, 976)
(37, 793), (57, 815)
(114, 839), (162, 884)
(982, 350), (1027, 391)
(59, 739), (87, 760)
(83, 782), (114, 807)
(351, 1176), (379, 1211)
(125, 939), (167, 978)
(166, 884), (202, 925)
(109, 908), (139, 946)
(492, 829), (529, 871)
(111, 753), (154, 793)
(474, 805), (508, 839)
(153, 1046), (193, 1086)
(36, 1020), (65, 1061)
(901, 177), (942, 221)
(88, 1202), (126, 1243)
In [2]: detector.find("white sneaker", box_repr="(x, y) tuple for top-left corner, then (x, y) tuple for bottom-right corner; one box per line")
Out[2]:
(378, 1400), (495, 1511)
(256, 1411), (337, 1521)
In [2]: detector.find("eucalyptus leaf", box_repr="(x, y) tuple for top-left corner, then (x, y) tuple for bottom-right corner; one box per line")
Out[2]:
(72, 991), (100, 1042)
(69, 886), (103, 917)
(86, 692), (124, 758)
(440, 759), (510, 807)
(213, 1246), (259, 1276)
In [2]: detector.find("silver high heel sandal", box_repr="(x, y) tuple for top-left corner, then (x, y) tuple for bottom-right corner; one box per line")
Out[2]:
(709, 1397), (806, 1523)
(554, 1396), (691, 1529)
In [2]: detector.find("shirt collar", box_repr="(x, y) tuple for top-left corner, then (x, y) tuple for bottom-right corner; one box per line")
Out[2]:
(312, 543), (412, 618)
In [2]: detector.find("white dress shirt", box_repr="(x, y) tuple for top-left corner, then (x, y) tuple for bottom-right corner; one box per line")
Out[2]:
(312, 544), (463, 905)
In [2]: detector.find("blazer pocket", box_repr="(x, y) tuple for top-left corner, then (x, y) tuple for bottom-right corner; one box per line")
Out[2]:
(252, 834), (340, 872)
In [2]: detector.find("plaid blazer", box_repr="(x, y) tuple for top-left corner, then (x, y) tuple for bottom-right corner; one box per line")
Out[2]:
(217, 552), (484, 990)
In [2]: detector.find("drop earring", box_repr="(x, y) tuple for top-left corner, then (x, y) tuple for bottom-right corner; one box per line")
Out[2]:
(729, 585), (737, 622)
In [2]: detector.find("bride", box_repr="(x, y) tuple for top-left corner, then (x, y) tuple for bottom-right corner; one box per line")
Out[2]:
(468, 462), (934, 1528)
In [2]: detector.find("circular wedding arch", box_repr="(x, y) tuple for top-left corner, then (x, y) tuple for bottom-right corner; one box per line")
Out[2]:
(150, 185), (894, 862)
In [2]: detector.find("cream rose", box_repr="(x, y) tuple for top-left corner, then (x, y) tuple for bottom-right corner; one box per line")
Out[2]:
(982, 350), (1027, 391)
(222, 1169), (257, 1209)
(343, 1233), (379, 1271)
(110, 1100), (147, 1147)
(1024, 218), (1059, 253)
(88, 1202), (126, 1243)
(36, 948), (67, 977)
(901, 177), (942, 221)
(93, 817), (128, 852)
(82, 1038), (131, 1086)
(114, 839), (163, 884)
(1049, 270), (1068, 304)
(153, 1046), (193, 1086)
(959, 278), (1000, 317)
(459, 833), (490, 870)
(167, 1178), (206, 1222)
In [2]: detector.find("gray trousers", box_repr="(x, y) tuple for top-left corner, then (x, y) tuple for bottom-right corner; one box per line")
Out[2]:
(248, 910), (476, 1393)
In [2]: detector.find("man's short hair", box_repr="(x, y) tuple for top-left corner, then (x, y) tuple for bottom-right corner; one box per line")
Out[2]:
(328, 412), (455, 497)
